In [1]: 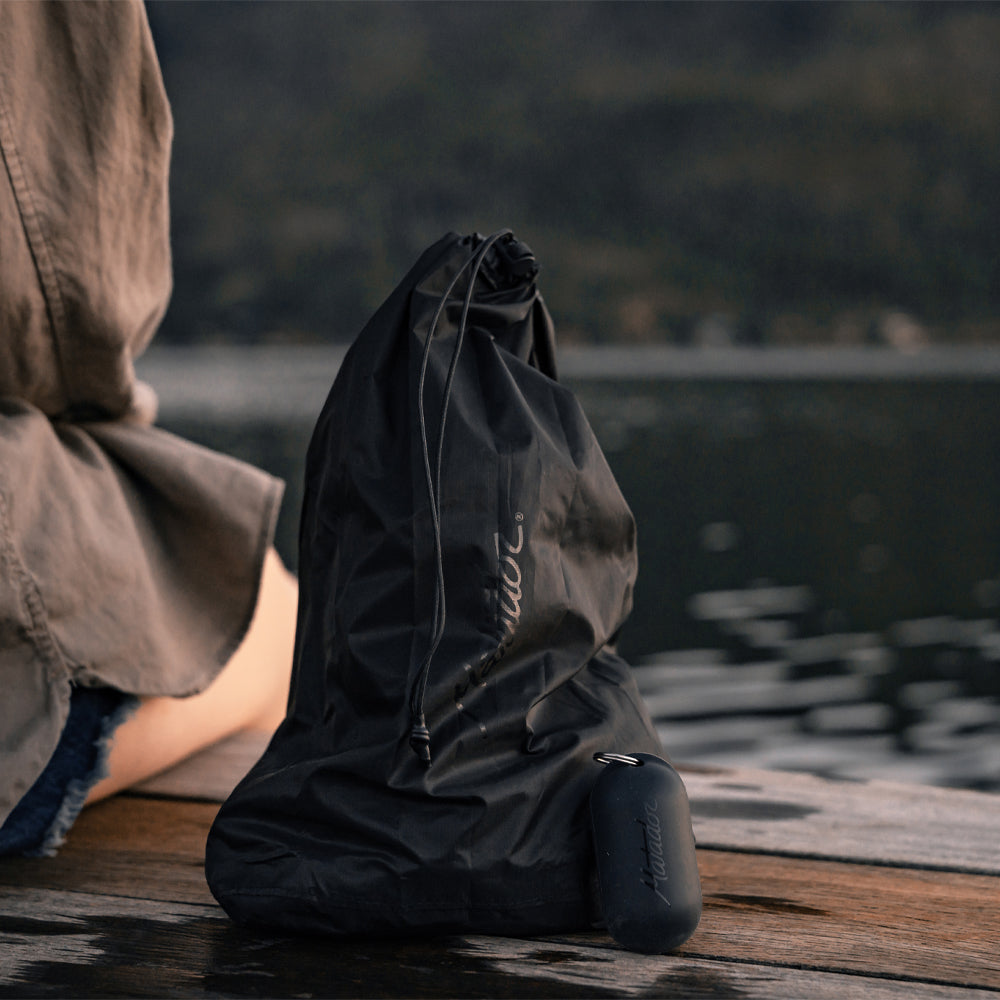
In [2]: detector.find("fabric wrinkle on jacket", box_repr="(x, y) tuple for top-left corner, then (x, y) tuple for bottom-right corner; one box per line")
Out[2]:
(0, 1), (282, 827)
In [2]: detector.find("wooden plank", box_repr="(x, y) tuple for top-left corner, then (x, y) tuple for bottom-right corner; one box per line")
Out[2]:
(2, 796), (997, 990)
(690, 851), (1000, 990)
(1, 887), (996, 999)
(132, 734), (1000, 874)
(0, 797), (217, 906)
(131, 730), (269, 803)
(679, 763), (1000, 875)
(455, 937), (998, 1000)
(0, 847), (214, 907)
(65, 794), (219, 857)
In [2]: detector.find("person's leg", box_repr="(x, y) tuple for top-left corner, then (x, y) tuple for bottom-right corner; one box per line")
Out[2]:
(84, 546), (298, 805)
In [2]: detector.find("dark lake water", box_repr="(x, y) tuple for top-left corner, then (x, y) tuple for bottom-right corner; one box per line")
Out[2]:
(140, 345), (1000, 791)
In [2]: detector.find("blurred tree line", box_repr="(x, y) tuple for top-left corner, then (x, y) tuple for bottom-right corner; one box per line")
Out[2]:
(147, 1), (1000, 348)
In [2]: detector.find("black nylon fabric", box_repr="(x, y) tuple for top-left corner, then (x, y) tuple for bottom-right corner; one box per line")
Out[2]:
(205, 232), (663, 936)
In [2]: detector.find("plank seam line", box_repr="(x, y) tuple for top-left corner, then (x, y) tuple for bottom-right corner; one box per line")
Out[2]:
(672, 950), (1000, 993)
(695, 842), (1000, 877)
(0, 886), (224, 915)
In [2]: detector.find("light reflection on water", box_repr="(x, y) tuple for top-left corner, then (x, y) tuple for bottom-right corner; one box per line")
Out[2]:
(140, 345), (1000, 793)
(637, 583), (1000, 792)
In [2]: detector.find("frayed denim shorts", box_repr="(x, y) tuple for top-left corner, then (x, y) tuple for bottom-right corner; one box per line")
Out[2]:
(0, 685), (138, 857)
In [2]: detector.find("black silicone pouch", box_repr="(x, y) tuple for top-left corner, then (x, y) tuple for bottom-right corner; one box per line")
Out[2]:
(590, 752), (702, 953)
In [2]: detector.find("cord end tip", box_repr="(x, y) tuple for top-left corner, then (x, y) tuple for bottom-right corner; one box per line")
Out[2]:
(409, 720), (432, 767)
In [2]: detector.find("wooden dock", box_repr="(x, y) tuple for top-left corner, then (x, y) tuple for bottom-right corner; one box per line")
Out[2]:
(2, 732), (998, 998)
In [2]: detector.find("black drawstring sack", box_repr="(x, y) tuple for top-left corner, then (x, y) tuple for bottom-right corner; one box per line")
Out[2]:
(205, 231), (663, 936)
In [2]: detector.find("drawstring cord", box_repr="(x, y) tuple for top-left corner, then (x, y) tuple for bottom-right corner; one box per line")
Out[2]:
(408, 230), (513, 766)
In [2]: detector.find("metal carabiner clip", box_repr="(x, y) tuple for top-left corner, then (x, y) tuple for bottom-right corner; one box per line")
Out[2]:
(593, 752), (643, 767)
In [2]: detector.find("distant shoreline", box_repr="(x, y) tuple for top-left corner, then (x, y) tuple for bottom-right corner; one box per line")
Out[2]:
(138, 343), (1000, 422)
